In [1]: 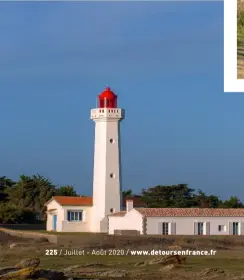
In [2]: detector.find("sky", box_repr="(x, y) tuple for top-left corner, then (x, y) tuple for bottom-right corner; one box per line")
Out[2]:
(1, 1), (243, 200)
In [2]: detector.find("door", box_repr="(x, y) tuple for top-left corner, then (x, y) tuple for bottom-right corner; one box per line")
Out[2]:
(52, 215), (57, 231)
(162, 222), (169, 235)
(233, 222), (239, 235)
(198, 222), (204, 235)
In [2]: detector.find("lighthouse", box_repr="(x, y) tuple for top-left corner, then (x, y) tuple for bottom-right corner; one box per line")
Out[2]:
(90, 87), (125, 232)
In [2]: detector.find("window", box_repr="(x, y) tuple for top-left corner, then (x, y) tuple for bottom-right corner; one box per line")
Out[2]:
(100, 100), (104, 108)
(197, 222), (204, 235)
(110, 173), (115, 178)
(67, 210), (83, 221)
(233, 222), (239, 235)
(162, 222), (169, 235)
(218, 225), (226, 232)
(110, 138), (115, 144)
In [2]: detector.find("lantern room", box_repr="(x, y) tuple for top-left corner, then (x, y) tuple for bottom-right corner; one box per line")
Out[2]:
(98, 87), (117, 108)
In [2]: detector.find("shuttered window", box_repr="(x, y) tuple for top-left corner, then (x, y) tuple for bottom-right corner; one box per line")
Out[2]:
(233, 222), (239, 235)
(162, 222), (169, 235)
(197, 222), (204, 235)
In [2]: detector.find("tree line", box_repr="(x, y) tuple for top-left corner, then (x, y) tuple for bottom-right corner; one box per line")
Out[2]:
(127, 184), (243, 209)
(0, 175), (77, 224)
(0, 175), (243, 224)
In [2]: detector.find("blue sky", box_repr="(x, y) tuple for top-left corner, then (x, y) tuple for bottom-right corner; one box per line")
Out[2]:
(1, 2), (243, 200)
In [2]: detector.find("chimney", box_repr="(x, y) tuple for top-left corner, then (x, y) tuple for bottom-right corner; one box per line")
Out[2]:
(126, 199), (133, 212)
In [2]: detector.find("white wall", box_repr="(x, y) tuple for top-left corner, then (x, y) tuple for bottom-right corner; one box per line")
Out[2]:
(61, 206), (93, 232)
(46, 200), (93, 232)
(108, 209), (143, 234)
(91, 108), (124, 232)
(146, 216), (244, 235)
(46, 200), (63, 232)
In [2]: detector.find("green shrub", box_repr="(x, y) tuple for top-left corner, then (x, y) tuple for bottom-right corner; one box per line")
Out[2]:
(238, 11), (244, 47)
(0, 204), (38, 224)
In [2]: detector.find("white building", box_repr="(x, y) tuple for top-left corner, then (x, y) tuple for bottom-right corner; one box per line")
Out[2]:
(45, 196), (93, 232)
(108, 200), (244, 235)
(45, 87), (244, 235)
(46, 87), (124, 233)
(45, 196), (145, 232)
(90, 87), (124, 232)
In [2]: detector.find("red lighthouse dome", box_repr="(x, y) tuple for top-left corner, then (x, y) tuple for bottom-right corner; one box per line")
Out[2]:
(98, 87), (117, 108)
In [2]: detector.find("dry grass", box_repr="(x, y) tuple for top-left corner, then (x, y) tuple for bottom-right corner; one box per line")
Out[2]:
(2, 245), (244, 279)
(237, 38), (244, 79)
(3, 232), (244, 279)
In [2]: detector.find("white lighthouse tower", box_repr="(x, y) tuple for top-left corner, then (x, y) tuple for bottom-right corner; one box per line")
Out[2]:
(90, 87), (125, 232)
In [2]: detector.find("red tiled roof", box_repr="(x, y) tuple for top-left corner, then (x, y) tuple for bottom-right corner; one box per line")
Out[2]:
(136, 208), (244, 217)
(48, 196), (146, 207)
(123, 196), (147, 207)
(53, 196), (92, 206)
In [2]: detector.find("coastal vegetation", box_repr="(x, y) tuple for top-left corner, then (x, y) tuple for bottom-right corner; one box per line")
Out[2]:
(238, 0), (244, 45)
(0, 175), (243, 224)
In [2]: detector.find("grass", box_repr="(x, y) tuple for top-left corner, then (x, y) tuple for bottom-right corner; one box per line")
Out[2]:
(3, 233), (244, 279)
(0, 243), (242, 269)
(2, 244), (244, 280)
(21, 229), (107, 236)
